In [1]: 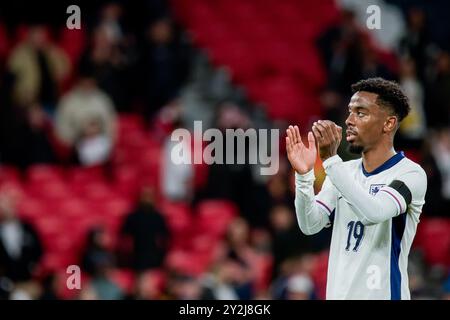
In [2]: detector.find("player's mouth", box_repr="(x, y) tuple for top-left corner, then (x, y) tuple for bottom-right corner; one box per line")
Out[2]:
(346, 129), (357, 142)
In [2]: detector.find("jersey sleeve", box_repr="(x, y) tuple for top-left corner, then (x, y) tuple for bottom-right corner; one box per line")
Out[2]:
(323, 155), (426, 226)
(294, 169), (337, 235)
(315, 175), (338, 225)
(379, 168), (427, 218)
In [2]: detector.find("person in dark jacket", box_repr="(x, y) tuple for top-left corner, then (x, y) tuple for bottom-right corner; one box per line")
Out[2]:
(119, 186), (170, 271)
(0, 185), (42, 282)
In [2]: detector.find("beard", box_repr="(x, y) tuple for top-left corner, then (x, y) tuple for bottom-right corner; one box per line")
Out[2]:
(347, 143), (364, 154)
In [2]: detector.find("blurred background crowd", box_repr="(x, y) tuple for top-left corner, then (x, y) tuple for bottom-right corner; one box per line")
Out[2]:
(0, 0), (449, 300)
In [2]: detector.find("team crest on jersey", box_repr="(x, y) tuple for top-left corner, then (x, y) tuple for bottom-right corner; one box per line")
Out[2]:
(369, 184), (385, 195)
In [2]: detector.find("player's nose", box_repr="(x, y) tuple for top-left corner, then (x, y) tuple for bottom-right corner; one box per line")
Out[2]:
(345, 113), (355, 127)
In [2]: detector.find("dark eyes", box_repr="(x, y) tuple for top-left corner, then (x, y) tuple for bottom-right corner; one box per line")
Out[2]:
(348, 110), (366, 117)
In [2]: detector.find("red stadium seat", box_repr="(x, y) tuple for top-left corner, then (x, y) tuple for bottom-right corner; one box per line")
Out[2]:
(109, 269), (136, 295)
(311, 250), (330, 300)
(67, 166), (106, 186)
(195, 200), (239, 238)
(415, 218), (450, 267)
(58, 26), (86, 64)
(0, 165), (21, 184)
(165, 249), (210, 276)
(26, 165), (65, 184)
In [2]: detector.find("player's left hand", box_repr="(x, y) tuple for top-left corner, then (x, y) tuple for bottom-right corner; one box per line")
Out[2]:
(312, 120), (342, 161)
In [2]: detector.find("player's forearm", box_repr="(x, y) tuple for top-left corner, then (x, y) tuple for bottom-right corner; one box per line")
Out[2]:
(294, 170), (330, 235)
(323, 155), (404, 225)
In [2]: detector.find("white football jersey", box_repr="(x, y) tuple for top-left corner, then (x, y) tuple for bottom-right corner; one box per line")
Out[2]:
(312, 152), (427, 300)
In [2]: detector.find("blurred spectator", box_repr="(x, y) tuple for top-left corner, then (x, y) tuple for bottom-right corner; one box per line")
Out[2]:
(54, 65), (117, 161)
(421, 136), (449, 217)
(89, 267), (124, 300)
(23, 103), (58, 165)
(38, 274), (58, 300)
(426, 51), (450, 127)
(161, 106), (194, 202)
(97, 2), (126, 44)
(118, 186), (170, 271)
(77, 283), (100, 300)
(76, 118), (113, 167)
(285, 274), (315, 300)
(317, 9), (365, 96)
(223, 218), (258, 299)
(0, 100), (57, 169)
(443, 274), (450, 300)
(79, 225), (123, 300)
(398, 7), (432, 82)
(269, 205), (311, 278)
(9, 281), (42, 300)
(138, 17), (191, 122)
(199, 103), (260, 225)
(81, 226), (115, 276)
(201, 259), (245, 300)
(166, 272), (203, 300)
(79, 14), (135, 111)
(126, 270), (163, 300)
(398, 58), (427, 142)
(430, 129), (450, 202)
(7, 24), (70, 110)
(0, 185), (42, 282)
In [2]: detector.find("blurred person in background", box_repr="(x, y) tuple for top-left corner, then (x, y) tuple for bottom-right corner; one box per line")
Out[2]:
(420, 135), (448, 217)
(426, 51), (450, 128)
(269, 204), (312, 278)
(7, 24), (70, 112)
(81, 226), (115, 276)
(80, 226), (123, 300)
(38, 273), (58, 300)
(0, 69), (58, 168)
(118, 186), (170, 272)
(165, 272), (203, 300)
(317, 9), (365, 96)
(79, 5), (136, 112)
(77, 283), (100, 300)
(54, 64), (116, 164)
(161, 104), (194, 202)
(398, 7), (432, 83)
(22, 103), (58, 165)
(201, 259), (250, 300)
(443, 274), (450, 300)
(428, 128), (450, 217)
(398, 58), (427, 146)
(75, 118), (113, 167)
(126, 270), (163, 300)
(138, 17), (191, 123)
(270, 254), (316, 300)
(285, 274), (315, 300)
(0, 185), (42, 283)
(223, 217), (258, 299)
(199, 102), (260, 225)
(87, 256), (124, 300)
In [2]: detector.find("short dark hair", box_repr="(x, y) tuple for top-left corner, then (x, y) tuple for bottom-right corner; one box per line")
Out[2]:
(351, 78), (410, 122)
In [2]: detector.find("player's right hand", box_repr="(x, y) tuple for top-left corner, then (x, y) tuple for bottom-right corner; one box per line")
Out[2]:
(286, 125), (317, 175)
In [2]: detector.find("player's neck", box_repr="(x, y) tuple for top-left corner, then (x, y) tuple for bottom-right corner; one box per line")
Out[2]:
(361, 144), (396, 173)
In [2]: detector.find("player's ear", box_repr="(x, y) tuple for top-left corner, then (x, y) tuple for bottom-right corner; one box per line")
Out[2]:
(383, 116), (397, 133)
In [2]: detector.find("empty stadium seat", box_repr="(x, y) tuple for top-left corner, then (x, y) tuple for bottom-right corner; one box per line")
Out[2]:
(26, 165), (64, 184)
(415, 218), (450, 267)
(195, 200), (239, 238)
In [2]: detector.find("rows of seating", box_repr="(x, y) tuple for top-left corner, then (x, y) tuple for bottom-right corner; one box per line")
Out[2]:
(0, 115), (239, 279)
(171, 0), (340, 123)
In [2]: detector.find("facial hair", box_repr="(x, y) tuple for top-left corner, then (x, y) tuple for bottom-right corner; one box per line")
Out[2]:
(347, 143), (364, 154)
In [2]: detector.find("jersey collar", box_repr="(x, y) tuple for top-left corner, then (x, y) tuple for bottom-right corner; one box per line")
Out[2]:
(361, 151), (405, 177)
